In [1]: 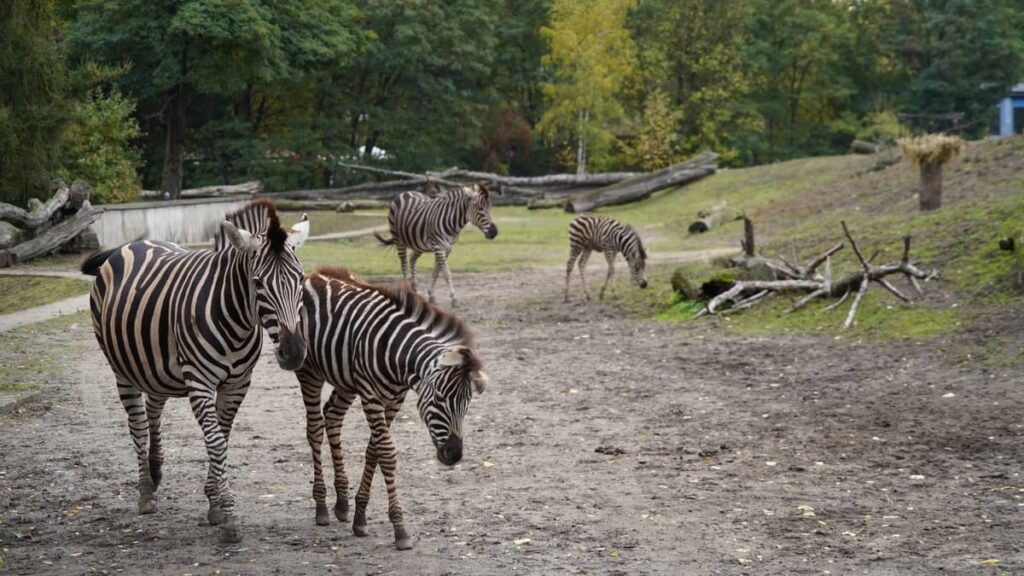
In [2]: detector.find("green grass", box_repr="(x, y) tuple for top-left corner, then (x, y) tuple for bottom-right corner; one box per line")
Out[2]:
(278, 210), (388, 237)
(0, 276), (91, 315)
(0, 310), (90, 394)
(296, 207), (577, 277)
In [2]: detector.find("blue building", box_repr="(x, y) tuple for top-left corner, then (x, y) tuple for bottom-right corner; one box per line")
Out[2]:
(996, 83), (1024, 136)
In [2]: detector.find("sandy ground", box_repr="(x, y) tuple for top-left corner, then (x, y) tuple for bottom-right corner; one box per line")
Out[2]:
(1, 265), (1022, 575)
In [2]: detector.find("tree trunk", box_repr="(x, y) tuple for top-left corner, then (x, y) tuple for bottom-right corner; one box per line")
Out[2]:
(162, 84), (187, 200)
(576, 110), (588, 176)
(918, 162), (942, 211)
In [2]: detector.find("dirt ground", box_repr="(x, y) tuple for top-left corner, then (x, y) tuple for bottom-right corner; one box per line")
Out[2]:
(1, 265), (1022, 575)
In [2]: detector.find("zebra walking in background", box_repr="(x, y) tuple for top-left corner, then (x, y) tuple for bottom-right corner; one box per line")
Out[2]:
(374, 184), (498, 307)
(295, 268), (488, 550)
(81, 201), (310, 544)
(565, 214), (648, 302)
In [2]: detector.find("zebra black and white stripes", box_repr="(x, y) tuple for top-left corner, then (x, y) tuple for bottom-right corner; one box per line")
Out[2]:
(82, 201), (309, 544)
(295, 268), (487, 550)
(374, 184), (498, 307)
(565, 214), (648, 302)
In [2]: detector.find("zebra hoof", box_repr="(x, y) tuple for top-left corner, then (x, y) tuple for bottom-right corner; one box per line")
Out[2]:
(334, 501), (349, 523)
(353, 523), (369, 537)
(218, 519), (243, 544)
(138, 495), (158, 515)
(208, 506), (226, 526)
(394, 528), (413, 550)
(315, 504), (330, 526)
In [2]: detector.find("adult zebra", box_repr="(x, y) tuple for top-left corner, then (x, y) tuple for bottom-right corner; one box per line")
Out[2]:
(565, 214), (648, 302)
(295, 267), (488, 550)
(374, 184), (498, 307)
(82, 200), (310, 543)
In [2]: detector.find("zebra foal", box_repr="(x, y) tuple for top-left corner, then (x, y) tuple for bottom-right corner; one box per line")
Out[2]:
(565, 214), (648, 302)
(295, 268), (488, 550)
(82, 200), (309, 543)
(374, 184), (498, 307)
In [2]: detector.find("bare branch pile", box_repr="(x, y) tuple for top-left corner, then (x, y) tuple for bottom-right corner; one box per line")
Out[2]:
(0, 180), (100, 267)
(698, 221), (936, 329)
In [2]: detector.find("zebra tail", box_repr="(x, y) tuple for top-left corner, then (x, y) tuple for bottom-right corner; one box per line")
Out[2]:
(81, 248), (118, 276)
(373, 231), (395, 247)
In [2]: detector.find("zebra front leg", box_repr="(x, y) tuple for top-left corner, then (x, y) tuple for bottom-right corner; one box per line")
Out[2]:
(565, 246), (582, 302)
(145, 395), (168, 490)
(298, 372), (330, 526)
(117, 381), (158, 514)
(441, 249), (457, 307)
(578, 250), (593, 301)
(408, 251), (422, 293)
(325, 388), (356, 523)
(427, 250), (444, 305)
(356, 399), (412, 549)
(188, 380), (242, 544)
(397, 246), (409, 281)
(207, 379), (250, 530)
(599, 251), (616, 300)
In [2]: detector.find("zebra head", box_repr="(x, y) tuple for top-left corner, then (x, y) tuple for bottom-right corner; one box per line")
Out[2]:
(623, 227), (648, 289)
(468, 184), (498, 240)
(419, 345), (488, 466)
(220, 213), (310, 371)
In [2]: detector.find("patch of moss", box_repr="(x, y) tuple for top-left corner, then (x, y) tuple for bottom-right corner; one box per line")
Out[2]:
(0, 276), (91, 315)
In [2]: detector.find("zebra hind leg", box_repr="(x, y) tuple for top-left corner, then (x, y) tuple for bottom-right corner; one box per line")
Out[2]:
(428, 249), (448, 306)
(145, 395), (168, 490)
(565, 246), (582, 302)
(325, 388), (356, 523)
(578, 250), (593, 301)
(117, 381), (158, 514)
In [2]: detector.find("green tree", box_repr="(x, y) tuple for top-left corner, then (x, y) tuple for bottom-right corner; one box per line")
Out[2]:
(60, 89), (142, 204)
(538, 0), (637, 174)
(68, 0), (301, 197)
(628, 0), (758, 165)
(0, 1), (69, 205)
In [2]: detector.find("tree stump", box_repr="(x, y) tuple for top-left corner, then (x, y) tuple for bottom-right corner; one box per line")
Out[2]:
(918, 163), (943, 211)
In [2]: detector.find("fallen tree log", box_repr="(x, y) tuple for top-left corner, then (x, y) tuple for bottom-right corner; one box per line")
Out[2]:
(140, 180), (262, 199)
(566, 151), (718, 213)
(697, 222), (935, 329)
(430, 167), (641, 187)
(0, 182), (71, 230)
(688, 203), (742, 233)
(0, 201), (99, 267)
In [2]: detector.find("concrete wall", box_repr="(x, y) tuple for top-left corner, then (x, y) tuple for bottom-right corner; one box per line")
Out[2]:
(93, 196), (250, 248)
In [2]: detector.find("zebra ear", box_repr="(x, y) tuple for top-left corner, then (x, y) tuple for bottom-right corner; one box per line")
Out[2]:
(287, 213), (310, 248)
(221, 221), (259, 255)
(470, 370), (488, 394)
(438, 345), (470, 367)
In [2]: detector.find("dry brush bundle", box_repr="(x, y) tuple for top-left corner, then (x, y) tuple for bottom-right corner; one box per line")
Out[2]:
(897, 134), (965, 167)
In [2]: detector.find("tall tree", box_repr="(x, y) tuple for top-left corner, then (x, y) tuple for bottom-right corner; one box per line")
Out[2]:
(628, 0), (757, 165)
(538, 0), (637, 174)
(69, 0), (296, 197)
(0, 1), (69, 205)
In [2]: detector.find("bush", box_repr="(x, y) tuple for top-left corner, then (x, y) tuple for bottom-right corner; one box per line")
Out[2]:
(60, 89), (142, 204)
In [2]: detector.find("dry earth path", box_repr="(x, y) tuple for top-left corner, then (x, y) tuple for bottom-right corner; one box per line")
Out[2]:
(0, 265), (1021, 575)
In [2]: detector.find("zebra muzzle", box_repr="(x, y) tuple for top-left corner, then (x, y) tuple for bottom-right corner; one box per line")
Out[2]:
(484, 225), (498, 240)
(437, 435), (463, 466)
(274, 327), (307, 371)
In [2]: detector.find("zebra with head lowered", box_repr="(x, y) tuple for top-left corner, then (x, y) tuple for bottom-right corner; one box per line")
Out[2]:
(565, 214), (648, 302)
(295, 267), (488, 550)
(374, 184), (498, 307)
(81, 200), (310, 543)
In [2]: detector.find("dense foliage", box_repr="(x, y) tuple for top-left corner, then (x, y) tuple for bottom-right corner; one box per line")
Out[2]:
(2, 0), (1023, 203)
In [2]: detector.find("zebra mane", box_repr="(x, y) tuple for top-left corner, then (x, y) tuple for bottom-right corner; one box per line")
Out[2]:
(224, 199), (287, 253)
(312, 267), (475, 347)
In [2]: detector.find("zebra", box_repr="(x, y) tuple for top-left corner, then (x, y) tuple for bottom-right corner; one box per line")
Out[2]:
(374, 184), (498, 307)
(564, 214), (648, 302)
(81, 200), (310, 544)
(295, 267), (488, 550)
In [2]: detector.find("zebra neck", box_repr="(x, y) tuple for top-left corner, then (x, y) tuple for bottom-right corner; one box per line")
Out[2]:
(439, 192), (470, 231)
(406, 341), (450, 395)
(219, 249), (260, 334)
